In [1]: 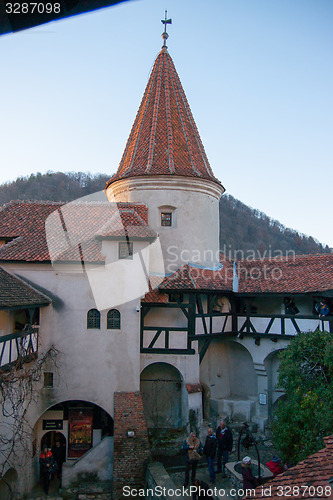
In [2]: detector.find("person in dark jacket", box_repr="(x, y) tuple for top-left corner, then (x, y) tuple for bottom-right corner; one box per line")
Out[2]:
(39, 447), (56, 495)
(203, 428), (217, 484)
(182, 432), (203, 487)
(316, 299), (330, 317)
(241, 456), (258, 491)
(51, 439), (66, 486)
(216, 419), (233, 476)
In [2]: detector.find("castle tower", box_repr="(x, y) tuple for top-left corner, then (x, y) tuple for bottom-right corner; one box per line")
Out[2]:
(105, 24), (224, 273)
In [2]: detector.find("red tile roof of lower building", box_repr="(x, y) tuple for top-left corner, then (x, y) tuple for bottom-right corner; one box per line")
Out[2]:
(238, 254), (333, 294)
(0, 266), (51, 308)
(158, 263), (234, 292)
(245, 435), (333, 500)
(143, 258), (235, 302)
(142, 253), (333, 302)
(0, 201), (154, 263)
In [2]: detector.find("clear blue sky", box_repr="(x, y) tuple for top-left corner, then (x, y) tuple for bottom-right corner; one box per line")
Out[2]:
(0, 0), (332, 247)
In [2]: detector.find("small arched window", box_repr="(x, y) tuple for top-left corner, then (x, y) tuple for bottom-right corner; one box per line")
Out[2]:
(87, 309), (100, 329)
(107, 309), (121, 330)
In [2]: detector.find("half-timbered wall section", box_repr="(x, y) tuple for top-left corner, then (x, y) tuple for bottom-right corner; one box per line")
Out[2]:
(140, 294), (195, 355)
(140, 292), (332, 360)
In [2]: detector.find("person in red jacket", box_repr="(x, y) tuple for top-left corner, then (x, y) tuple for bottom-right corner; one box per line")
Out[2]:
(266, 456), (284, 477)
(39, 447), (56, 495)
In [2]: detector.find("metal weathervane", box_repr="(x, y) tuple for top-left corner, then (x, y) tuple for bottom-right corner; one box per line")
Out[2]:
(161, 10), (172, 47)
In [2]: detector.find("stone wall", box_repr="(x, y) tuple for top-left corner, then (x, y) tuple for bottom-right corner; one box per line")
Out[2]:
(62, 436), (113, 488)
(145, 462), (179, 500)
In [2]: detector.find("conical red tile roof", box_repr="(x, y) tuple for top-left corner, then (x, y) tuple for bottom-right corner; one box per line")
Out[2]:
(106, 47), (222, 187)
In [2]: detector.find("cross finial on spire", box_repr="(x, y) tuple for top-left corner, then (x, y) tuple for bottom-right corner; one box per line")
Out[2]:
(161, 10), (172, 48)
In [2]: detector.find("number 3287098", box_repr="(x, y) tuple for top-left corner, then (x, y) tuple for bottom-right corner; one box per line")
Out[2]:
(277, 485), (332, 497)
(6, 3), (61, 14)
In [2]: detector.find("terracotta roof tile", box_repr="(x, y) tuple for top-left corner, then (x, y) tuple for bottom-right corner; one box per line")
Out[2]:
(106, 47), (223, 188)
(142, 276), (169, 304)
(159, 259), (235, 292)
(245, 435), (333, 500)
(96, 209), (156, 240)
(0, 201), (153, 263)
(0, 266), (51, 308)
(142, 257), (235, 303)
(185, 383), (203, 394)
(237, 254), (333, 294)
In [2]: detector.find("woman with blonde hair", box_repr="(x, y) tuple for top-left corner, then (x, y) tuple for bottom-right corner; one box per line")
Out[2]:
(182, 431), (203, 487)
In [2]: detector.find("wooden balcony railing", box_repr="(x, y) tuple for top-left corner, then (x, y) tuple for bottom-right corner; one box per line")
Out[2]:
(236, 313), (331, 337)
(0, 326), (38, 369)
(192, 312), (332, 338)
(141, 313), (332, 355)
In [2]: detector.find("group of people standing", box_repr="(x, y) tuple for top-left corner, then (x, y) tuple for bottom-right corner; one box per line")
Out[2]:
(182, 419), (233, 487)
(183, 420), (285, 492)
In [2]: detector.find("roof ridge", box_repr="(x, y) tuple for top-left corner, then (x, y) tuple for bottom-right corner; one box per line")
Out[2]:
(1, 200), (63, 210)
(239, 252), (333, 263)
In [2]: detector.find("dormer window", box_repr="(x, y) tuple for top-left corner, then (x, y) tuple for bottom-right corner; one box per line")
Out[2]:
(119, 241), (133, 259)
(161, 212), (172, 227)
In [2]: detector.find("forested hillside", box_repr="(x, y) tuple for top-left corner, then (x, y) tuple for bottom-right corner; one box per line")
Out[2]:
(219, 194), (331, 256)
(0, 171), (330, 256)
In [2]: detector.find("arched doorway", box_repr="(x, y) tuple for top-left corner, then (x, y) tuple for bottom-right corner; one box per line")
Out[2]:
(33, 400), (114, 489)
(140, 363), (185, 428)
(36, 400), (113, 460)
(41, 430), (66, 450)
(200, 340), (257, 421)
(0, 468), (18, 500)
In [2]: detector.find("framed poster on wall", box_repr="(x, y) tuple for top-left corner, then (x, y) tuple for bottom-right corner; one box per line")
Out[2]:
(68, 409), (93, 458)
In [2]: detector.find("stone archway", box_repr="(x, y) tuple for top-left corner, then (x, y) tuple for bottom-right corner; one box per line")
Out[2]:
(140, 362), (186, 428)
(41, 430), (66, 451)
(33, 400), (114, 490)
(0, 468), (18, 500)
(200, 340), (257, 421)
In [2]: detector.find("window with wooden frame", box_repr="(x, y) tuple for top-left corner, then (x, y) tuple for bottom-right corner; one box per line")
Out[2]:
(87, 309), (101, 329)
(161, 212), (172, 227)
(119, 241), (133, 259)
(107, 309), (121, 330)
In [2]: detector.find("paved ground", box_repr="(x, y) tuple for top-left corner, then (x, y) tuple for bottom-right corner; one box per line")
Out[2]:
(25, 476), (62, 499)
(169, 465), (235, 499)
(25, 478), (111, 499)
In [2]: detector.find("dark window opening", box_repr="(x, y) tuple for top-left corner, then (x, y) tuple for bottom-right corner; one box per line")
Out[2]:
(107, 309), (121, 330)
(87, 309), (100, 329)
(44, 372), (53, 388)
(161, 212), (172, 227)
(119, 241), (133, 259)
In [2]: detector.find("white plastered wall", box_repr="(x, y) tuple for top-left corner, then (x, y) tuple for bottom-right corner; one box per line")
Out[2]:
(106, 176), (224, 273)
